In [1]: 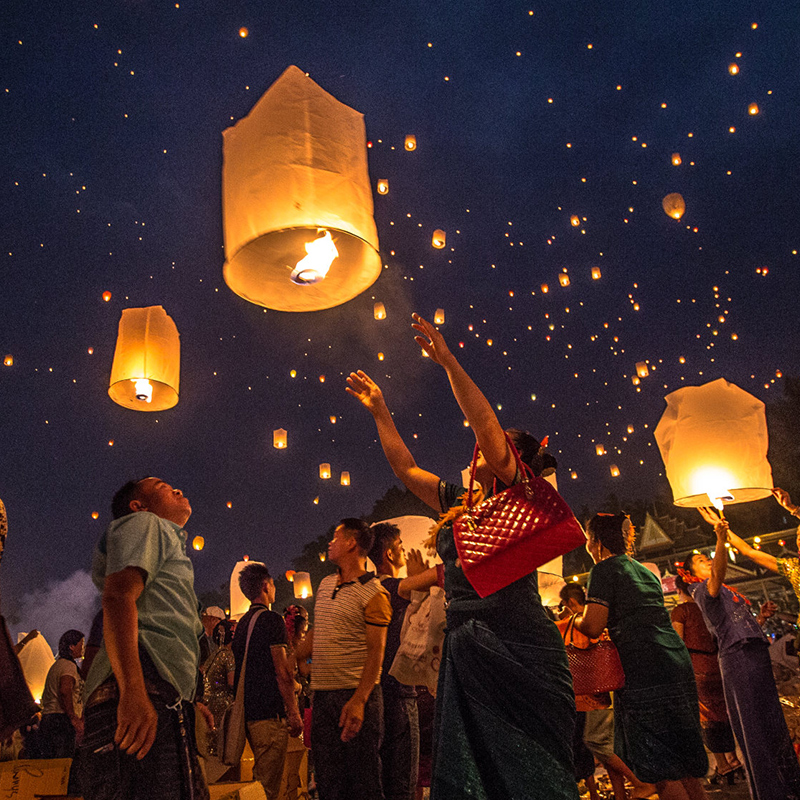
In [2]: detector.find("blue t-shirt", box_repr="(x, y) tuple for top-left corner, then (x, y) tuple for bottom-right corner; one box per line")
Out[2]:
(690, 579), (765, 656)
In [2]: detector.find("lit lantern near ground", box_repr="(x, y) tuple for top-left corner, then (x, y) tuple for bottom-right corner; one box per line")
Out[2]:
(341, 471), (350, 486)
(221, 66), (381, 311)
(748, 103), (759, 116)
(17, 632), (54, 705)
(273, 428), (287, 448)
(610, 465), (620, 477)
(3, 355), (12, 366)
(192, 535), (204, 551)
(374, 302), (386, 320)
(671, 153), (682, 166)
(230, 559), (265, 618)
(596, 444), (606, 456)
(293, 572), (312, 599)
(102, 291), (112, 302)
(570, 215), (580, 227)
(591, 267), (601, 280)
(540, 283), (549, 293)
(434, 308), (445, 325)
(636, 362), (649, 378)
(559, 273), (570, 287)
(319, 463), (331, 479)
(377, 179), (389, 195)
(432, 230), (446, 249)
(108, 306), (180, 411)
(404, 135), (416, 151)
(654, 378), (774, 508)
(662, 193), (686, 220)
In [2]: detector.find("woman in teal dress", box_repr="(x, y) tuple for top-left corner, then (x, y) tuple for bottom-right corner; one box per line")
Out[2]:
(347, 313), (578, 800)
(575, 514), (708, 800)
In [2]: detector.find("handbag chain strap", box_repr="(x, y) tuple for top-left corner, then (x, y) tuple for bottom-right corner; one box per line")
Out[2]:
(464, 432), (534, 514)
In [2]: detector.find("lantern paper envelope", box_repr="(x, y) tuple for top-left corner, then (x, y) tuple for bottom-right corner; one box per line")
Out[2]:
(108, 306), (180, 411)
(222, 65), (381, 312)
(654, 378), (773, 507)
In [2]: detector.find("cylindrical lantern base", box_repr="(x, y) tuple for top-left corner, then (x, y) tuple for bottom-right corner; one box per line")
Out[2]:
(224, 227), (381, 312)
(108, 378), (178, 411)
(673, 487), (773, 508)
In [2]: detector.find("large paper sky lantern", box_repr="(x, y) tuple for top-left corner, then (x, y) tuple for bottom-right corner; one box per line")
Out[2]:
(221, 65), (381, 312)
(108, 306), (180, 411)
(654, 378), (773, 509)
(230, 558), (266, 619)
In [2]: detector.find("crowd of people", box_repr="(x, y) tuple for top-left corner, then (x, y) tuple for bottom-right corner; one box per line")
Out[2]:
(6, 313), (800, 800)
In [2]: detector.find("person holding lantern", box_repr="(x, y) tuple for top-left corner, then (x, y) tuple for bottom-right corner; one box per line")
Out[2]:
(574, 514), (709, 800)
(684, 507), (800, 800)
(346, 313), (578, 800)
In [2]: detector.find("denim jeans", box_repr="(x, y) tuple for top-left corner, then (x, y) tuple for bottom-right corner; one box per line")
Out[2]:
(311, 688), (384, 800)
(381, 691), (419, 800)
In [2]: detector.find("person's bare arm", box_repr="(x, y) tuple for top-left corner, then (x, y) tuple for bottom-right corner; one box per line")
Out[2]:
(294, 628), (313, 662)
(708, 520), (729, 598)
(398, 567), (439, 600)
(574, 602), (609, 639)
(102, 566), (158, 759)
(339, 624), (387, 743)
(346, 371), (441, 509)
(726, 530), (778, 573)
(271, 646), (303, 737)
(58, 674), (83, 739)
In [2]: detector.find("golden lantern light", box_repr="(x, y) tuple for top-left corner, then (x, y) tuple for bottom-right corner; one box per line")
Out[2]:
(222, 66), (381, 312)
(610, 465), (620, 477)
(374, 302), (386, 320)
(570, 215), (580, 227)
(654, 378), (774, 509)
(91, 511), (99, 519)
(17, 632), (54, 706)
(192, 535), (204, 551)
(102, 291), (112, 302)
(377, 179), (389, 195)
(319, 552), (326, 562)
(558, 273), (570, 288)
(434, 308), (445, 325)
(671, 153), (682, 166)
(591, 267), (601, 280)
(239, 27), (249, 38)
(596, 444), (606, 456)
(432, 229), (446, 249)
(627, 424), (634, 434)
(748, 103), (759, 116)
(404, 135), (417, 151)
(285, 570), (296, 582)
(662, 193), (686, 220)
(319, 463), (331, 479)
(273, 428), (287, 449)
(341, 471), (350, 486)
(3, 355), (12, 367)
(329, 415), (337, 424)
(108, 306), (180, 411)
(540, 283), (549, 294)
(728, 63), (739, 75)
(632, 376), (640, 386)
(293, 572), (312, 599)
(377, 352), (385, 361)
(570, 471), (578, 480)
(635, 362), (649, 378)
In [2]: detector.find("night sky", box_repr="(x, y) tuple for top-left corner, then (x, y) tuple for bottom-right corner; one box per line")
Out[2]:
(2, 0), (799, 636)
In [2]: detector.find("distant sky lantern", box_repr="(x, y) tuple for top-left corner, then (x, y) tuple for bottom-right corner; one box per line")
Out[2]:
(192, 535), (204, 551)
(627, 424), (634, 434)
(222, 66), (381, 312)
(377, 179), (389, 195)
(238, 27), (249, 38)
(729, 63), (739, 75)
(591, 267), (601, 280)
(654, 378), (774, 509)
(748, 102), (759, 116)
(3, 355), (12, 367)
(632, 376), (640, 386)
(340, 471), (351, 486)
(662, 193), (686, 220)
(635, 361), (649, 378)
(285, 570), (296, 582)
(329, 415), (337, 424)
(319, 463), (331, 479)
(432, 229), (446, 249)
(108, 306), (180, 412)
(558, 273), (570, 287)
(570, 471), (578, 480)
(87, 347), (94, 355)
(91, 511), (99, 519)
(102, 291), (112, 302)
(596, 444), (606, 456)
(434, 308), (445, 325)
(293, 572), (312, 599)
(610, 465), (620, 477)
(404, 135), (417, 151)
(541, 283), (549, 293)
(671, 153), (682, 166)
(570, 215), (580, 227)
(273, 428), (287, 448)
(374, 301), (386, 320)
(378, 352), (385, 361)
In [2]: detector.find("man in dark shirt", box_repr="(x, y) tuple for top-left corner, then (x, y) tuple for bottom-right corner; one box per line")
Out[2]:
(232, 563), (303, 799)
(369, 522), (419, 800)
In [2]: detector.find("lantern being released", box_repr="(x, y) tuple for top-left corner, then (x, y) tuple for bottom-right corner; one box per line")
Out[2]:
(654, 378), (773, 508)
(108, 306), (180, 411)
(222, 66), (381, 312)
(662, 193), (686, 220)
(293, 572), (312, 599)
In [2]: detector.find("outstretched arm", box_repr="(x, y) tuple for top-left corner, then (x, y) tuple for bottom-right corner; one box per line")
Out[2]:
(346, 371), (441, 509)
(411, 314), (515, 485)
(725, 529), (778, 573)
(698, 508), (730, 598)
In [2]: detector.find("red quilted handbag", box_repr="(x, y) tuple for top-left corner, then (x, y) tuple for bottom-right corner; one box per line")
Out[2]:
(563, 615), (625, 695)
(452, 436), (586, 598)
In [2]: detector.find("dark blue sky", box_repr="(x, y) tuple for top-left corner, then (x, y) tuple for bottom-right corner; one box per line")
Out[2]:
(2, 0), (799, 615)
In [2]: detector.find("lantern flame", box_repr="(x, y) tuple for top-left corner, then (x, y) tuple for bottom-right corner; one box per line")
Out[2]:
(132, 378), (154, 403)
(689, 467), (736, 509)
(290, 230), (338, 285)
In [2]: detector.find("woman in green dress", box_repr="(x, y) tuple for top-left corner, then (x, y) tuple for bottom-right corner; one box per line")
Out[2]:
(347, 313), (578, 800)
(575, 514), (708, 800)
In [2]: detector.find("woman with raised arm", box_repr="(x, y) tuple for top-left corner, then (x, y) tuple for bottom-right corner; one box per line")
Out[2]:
(347, 314), (578, 800)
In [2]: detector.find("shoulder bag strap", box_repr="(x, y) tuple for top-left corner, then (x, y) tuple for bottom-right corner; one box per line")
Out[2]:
(466, 432), (533, 509)
(234, 608), (266, 707)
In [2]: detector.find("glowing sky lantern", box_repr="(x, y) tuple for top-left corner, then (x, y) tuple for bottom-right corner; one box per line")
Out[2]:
(285, 570), (296, 582)
(377, 179), (389, 195)
(192, 535), (204, 551)
(570, 215), (580, 227)
(671, 153), (682, 166)
(748, 103), (759, 116)
(108, 306), (180, 411)
(102, 291), (112, 302)
(591, 267), (601, 280)
(341, 471), (350, 485)
(596, 444), (606, 456)
(432, 229), (446, 249)
(404, 135), (416, 151)
(319, 463), (331, 479)
(654, 378), (774, 509)
(293, 572), (312, 599)
(662, 193), (686, 220)
(610, 465), (620, 477)
(540, 283), (549, 293)
(3, 355), (12, 367)
(222, 66), (381, 311)
(635, 361), (649, 378)
(558, 273), (570, 287)
(728, 62), (739, 75)
(273, 428), (287, 448)
(434, 308), (445, 325)
(374, 301), (386, 320)
(16, 632), (55, 705)
(238, 27), (249, 38)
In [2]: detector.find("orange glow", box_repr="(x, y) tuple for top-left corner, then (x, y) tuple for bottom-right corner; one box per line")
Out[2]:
(3, 355), (12, 367)
(239, 27), (249, 38)
(273, 428), (287, 448)
(377, 179), (389, 195)
(102, 291), (112, 302)
(671, 153), (682, 166)
(728, 63), (739, 75)
(404, 135), (416, 151)
(319, 463), (331, 479)
(748, 103), (759, 115)
(192, 536), (204, 551)
(374, 302), (386, 320)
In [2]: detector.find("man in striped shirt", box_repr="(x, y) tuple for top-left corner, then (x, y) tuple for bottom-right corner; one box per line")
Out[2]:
(298, 518), (391, 800)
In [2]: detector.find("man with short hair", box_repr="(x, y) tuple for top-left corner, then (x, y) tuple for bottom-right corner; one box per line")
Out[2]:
(80, 477), (209, 800)
(368, 522), (419, 800)
(298, 518), (391, 800)
(232, 562), (303, 799)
